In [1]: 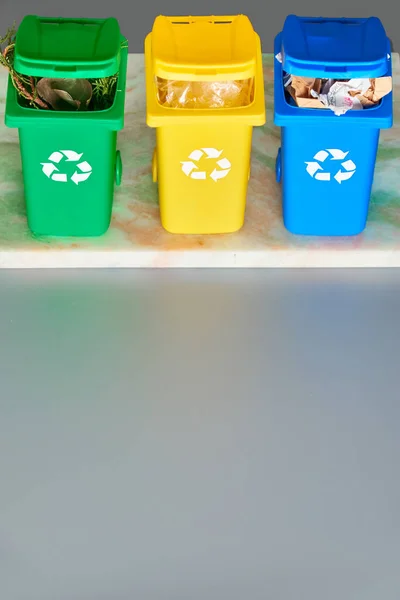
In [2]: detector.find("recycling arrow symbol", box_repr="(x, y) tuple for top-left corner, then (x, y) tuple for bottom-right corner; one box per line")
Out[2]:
(181, 148), (231, 182)
(41, 150), (93, 185)
(305, 149), (356, 184)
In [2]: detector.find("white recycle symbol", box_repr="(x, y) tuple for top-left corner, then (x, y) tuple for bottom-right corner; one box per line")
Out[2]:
(181, 148), (231, 182)
(41, 150), (93, 185)
(305, 149), (356, 184)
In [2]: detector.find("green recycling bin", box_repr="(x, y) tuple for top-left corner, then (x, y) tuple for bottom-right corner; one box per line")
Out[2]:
(5, 15), (128, 236)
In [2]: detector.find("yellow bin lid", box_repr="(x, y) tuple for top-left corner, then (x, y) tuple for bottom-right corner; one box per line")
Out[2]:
(151, 15), (258, 81)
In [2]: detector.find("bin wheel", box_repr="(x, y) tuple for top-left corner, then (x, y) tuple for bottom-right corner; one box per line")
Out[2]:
(275, 147), (282, 183)
(115, 150), (122, 186)
(152, 148), (158, 182)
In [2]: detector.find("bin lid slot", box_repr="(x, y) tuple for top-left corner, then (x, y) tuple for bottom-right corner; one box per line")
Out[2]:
(150, 15), (258, 81)
(13, 15), (122, 78)
(281, 15), (390, 78)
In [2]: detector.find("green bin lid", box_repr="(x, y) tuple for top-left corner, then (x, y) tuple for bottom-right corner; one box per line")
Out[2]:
(13, 15), (122, 78)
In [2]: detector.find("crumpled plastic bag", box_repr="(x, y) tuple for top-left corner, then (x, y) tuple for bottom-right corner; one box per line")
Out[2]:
(156, 77), (254, 109)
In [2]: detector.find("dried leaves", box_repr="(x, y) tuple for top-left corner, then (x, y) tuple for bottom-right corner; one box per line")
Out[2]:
(36, 78), (93, 111)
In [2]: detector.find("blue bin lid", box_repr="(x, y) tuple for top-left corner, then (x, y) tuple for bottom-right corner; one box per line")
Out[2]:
(281, 15), (390, 78)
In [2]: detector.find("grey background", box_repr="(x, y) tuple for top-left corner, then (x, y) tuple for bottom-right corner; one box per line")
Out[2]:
(1, 0), (399, 51)
(1, 268), (400, 600)
(1, 1), (400, 599)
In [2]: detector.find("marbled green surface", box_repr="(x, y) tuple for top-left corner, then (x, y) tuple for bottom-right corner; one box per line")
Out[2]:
(0, 54), (399, 267)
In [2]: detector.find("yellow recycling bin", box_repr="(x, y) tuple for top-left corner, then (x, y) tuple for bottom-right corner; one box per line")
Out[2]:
(145, 15), (266, 234)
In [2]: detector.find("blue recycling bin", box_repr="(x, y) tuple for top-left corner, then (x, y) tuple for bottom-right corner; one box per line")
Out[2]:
(274, 15), (393, 236)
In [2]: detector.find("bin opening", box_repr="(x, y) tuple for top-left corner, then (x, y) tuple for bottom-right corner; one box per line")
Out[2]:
(12, 73), (122, 112)
(155, 76), (255, 109)
(281, 68), (391, 115)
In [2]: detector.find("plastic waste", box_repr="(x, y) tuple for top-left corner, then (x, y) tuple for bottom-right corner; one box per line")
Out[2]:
(155, 77), (255, 109)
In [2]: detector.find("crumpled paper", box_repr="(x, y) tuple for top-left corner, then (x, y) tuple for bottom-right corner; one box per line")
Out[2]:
(155, 77), (254, 109)
(284, 74), (392, 115)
